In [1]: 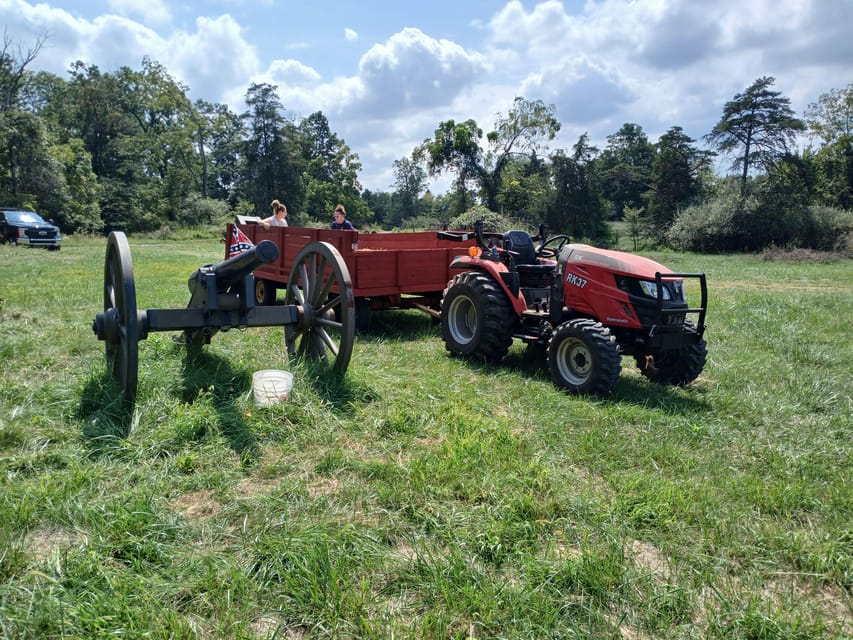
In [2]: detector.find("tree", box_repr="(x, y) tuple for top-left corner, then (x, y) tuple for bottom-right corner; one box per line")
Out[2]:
(805, 83), (853, 145)
(0, 109), (67, 212)
(0, 30), (44, 112)
(622, 205), (645, 251)
(299, 111), (365, 223)
(361, 188), (394, 227)
(0, 31), (58, 208)
(417, 98), (560, 216)
(705, 76), (805, 193)
(547, 134), (608, 242)
(499, 152), (550, 226)
(49, 137), (101, 232)
(241, 83), (303, 216)
(597, 123), (654, 219)
(481, 97), (559, 212)
(191, 99), (244, 203)
(645, 126), (713, 231)
(63, 62), (130, 179)
(805, 84), (853, 209)
(391, 156), (427, 226)
(417, 118), (483, 216)
(114, 58), (200, 224)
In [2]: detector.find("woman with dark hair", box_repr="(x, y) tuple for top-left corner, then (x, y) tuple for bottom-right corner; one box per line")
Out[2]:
(330, 204), (354, 230)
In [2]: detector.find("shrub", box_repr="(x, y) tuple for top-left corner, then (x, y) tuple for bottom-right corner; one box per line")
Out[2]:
(177, 195), (230, 227)
(448, 206), (517, 232)
(801, 204), (853, 252)
(667, 187), (852, 253)
(666, 188), (761, 252)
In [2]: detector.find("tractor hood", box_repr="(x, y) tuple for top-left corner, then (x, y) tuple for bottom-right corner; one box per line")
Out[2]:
(559, 244), (672, 278)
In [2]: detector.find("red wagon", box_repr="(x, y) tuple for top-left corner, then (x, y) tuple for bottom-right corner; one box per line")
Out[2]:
(226, 223), (479, 329)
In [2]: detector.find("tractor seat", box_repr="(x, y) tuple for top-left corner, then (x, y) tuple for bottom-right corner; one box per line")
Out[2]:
(503, 230), (555, 276)
(503, 230), (537, 265)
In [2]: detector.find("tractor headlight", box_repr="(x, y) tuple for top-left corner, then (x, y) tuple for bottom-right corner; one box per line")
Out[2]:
(639, 280), (671, 300)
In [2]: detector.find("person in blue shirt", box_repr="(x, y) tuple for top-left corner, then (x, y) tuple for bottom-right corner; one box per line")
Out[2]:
(330, 204), (354, 230)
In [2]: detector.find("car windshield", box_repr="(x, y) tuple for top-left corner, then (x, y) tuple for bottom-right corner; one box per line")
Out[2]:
(5, 210), (45, 224)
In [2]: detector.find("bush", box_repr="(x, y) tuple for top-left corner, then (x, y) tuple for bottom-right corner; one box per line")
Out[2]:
(666, 188), (761, 252)
(802, 204), (853, 252)
(177, 195), (230, 227)
(396, 215), (442, 231)
(448, 206), (517, 232)
(667, 186), (852, 253)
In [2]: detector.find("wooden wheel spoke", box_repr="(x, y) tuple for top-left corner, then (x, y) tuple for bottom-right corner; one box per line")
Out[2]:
(317, 294), (342, 317)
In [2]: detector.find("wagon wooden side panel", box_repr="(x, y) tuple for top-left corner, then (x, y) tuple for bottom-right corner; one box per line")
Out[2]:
(226, 224), (477, 321)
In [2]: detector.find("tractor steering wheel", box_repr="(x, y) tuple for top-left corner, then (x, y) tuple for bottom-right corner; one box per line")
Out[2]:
(537, 234), (571, 259)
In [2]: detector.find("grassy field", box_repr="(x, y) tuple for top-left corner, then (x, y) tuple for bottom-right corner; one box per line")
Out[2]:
(0, 234), (850, 639)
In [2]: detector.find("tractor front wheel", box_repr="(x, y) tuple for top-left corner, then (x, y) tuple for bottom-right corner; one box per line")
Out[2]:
(441, 271), (515, 364)
(548, 319), (621, 395)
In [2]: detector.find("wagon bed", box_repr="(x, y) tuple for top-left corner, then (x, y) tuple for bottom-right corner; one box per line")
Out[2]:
(226, 223), (478, 324)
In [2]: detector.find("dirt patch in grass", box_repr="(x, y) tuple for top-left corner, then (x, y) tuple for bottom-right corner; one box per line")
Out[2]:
(630, 539), (671, 581)
(547, 541), (583, 561)
(394, 542), (419, 561)
(762, 576), (852, 636)
(234, 476), (281, 496)
(25, 526), (82, 562)
(171, 489), (221, 521)
(251, 617), (306, 639)
(306, 476), (340, 497)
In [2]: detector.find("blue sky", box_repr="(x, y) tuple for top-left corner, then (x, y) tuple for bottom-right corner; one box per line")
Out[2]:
(3, 0), (852, 193)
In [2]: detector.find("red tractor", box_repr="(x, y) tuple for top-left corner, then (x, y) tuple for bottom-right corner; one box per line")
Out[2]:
(438, 222), (708, 395)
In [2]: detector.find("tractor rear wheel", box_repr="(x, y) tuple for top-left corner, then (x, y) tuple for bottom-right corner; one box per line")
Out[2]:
(634, 321), (707, 386)
(441, 271), (515, 363)
(548, 319), (621, 395)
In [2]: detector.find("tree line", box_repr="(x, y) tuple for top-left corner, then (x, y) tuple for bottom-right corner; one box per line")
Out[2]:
(1, 34), (850, 252)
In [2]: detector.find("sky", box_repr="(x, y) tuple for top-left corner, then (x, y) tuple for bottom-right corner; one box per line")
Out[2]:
(2, 0), (852, 193)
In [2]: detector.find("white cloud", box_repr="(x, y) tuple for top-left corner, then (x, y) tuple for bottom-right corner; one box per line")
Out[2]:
(353, 27), (487, 117)
(1, 0), (852, 192)
(167, 15), (259, 103)
(107, 0), (171, 26)
(483, 0), (853, 155)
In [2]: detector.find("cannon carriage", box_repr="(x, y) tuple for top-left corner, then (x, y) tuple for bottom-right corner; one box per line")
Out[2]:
(92, 231), (355, 406)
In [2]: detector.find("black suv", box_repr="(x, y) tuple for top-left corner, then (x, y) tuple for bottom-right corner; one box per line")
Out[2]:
(0, 208), (62, 250)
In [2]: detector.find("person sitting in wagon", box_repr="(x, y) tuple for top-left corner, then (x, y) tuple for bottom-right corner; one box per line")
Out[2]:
(261, 199), (288, 228)
(330, 204), (354, 230)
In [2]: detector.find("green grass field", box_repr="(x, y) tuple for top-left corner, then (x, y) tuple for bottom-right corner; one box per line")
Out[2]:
(1, 235), (851, 639)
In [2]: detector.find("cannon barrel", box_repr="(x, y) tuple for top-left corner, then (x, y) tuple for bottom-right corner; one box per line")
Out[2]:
(188, 239), (279, 294)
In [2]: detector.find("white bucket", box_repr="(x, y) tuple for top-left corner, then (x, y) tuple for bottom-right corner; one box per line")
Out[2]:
(252, 370), (293, 405)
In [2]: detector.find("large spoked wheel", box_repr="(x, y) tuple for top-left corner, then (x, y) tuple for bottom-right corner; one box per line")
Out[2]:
(440, 271), (515, 363)
(537, 234), (571, 259)
(284, 242), (355, 374)
(95, 231), (140, 405)
(548, 319), (621, 395)
(634, 321), (707, 386)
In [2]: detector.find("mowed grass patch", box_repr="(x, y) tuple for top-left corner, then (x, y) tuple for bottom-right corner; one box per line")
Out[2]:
(1, 236), (851, 638)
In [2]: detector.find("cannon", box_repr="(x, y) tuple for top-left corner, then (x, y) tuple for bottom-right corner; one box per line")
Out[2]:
(92, 231), (355, 406)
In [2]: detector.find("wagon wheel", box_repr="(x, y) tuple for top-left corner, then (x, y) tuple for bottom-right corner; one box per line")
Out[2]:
(95, 231), (140, 405)
(284, 242), (355, 374)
